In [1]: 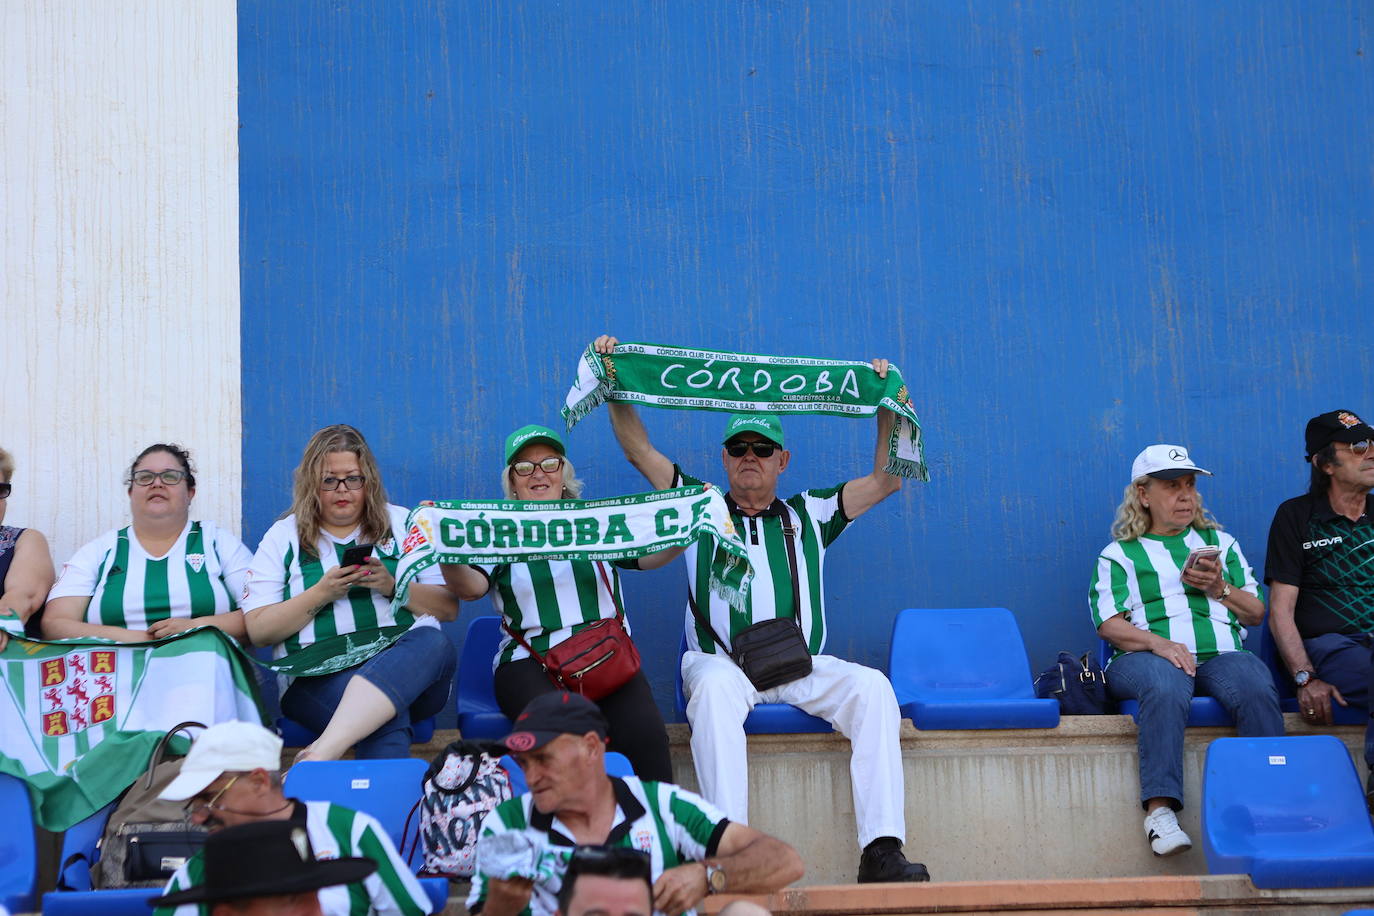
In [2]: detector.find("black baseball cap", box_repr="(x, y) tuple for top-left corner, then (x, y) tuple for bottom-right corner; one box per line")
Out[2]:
(148, 819), (375, 907)
(501, 691), (608, 753)
(1305, 410), (1374, 460)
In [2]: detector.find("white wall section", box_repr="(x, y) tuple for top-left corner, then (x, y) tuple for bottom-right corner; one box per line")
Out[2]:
(0, 1), (241, 568)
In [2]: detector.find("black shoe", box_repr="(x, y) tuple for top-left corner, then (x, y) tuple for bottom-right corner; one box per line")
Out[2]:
(857, 838), (931, 883)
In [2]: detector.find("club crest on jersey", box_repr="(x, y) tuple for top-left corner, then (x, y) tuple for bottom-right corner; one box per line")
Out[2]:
(633, 827), (654, 852)
(185, 553), (206, 573)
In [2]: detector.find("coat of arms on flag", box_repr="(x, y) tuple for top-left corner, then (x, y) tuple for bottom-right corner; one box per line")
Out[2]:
(0, 628), (264, 830)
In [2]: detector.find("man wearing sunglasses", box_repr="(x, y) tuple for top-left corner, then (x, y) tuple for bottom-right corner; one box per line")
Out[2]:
(154, 721), (431, 916)
(599, 336), (927, 884)
(1266, 409), (1374, 804)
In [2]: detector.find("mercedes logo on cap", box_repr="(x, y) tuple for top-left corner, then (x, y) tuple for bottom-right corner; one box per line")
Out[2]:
(1168, 448), (1187, 461)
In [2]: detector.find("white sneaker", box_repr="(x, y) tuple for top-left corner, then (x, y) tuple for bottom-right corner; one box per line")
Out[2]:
(1144, 806), (1192, 857)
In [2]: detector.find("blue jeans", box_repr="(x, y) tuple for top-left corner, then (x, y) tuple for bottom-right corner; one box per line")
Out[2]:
(1305, 632), (1374, 767)
(281, 625), (456, 758)
(1107, 650), (1284, 809)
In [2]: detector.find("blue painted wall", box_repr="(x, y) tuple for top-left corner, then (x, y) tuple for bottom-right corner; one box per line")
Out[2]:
(239, 1), (1373, 721)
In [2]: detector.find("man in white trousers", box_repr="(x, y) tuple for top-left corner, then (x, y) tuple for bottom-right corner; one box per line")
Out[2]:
(598, 335), (928, 883)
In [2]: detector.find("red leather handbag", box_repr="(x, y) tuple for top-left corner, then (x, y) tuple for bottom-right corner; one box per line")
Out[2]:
(503, 562), (642, 701)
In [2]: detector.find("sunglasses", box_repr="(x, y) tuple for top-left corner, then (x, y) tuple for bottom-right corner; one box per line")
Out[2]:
(512, 456), (564, 477)
(320, 475), (366, 491)
(130, 469), (189, 487)
(1336, 439), (1374, 457)
(0, 483), (10, 499)
(725, 441), (778, 459)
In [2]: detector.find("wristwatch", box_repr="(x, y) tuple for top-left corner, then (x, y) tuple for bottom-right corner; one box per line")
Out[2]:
(705, 862), (727, 895)
(1293, 669), (1314, 688)
(1217, 583), (1232, 601)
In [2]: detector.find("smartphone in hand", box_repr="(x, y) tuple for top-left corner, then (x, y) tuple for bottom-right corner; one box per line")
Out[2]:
(1182, 545), (1222, 572)
(340, 544), (375, 567)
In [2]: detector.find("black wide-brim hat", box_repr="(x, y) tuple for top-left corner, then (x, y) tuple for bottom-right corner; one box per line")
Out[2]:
(148, 819), (376, 907)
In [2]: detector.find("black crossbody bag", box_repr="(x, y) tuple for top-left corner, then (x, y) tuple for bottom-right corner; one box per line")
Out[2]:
(689, 514), (813, 691)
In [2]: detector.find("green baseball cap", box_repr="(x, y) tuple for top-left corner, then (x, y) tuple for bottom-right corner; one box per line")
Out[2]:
(504, 424), (567, 465)
(721, 413), (785, 448)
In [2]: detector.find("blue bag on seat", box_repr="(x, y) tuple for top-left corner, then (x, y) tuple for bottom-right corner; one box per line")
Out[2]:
(1034, 651), (1109, 715)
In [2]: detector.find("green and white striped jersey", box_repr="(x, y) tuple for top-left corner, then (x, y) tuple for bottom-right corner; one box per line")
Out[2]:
(1089, 526), (1259, 662)
(480, 559), (634, 668)
(48, 521), (252, 631)
(155, 800), (431, 916)
(674, 468), (849, 654)
(468, 776), (728, 916)
(243, 505), (444, 659)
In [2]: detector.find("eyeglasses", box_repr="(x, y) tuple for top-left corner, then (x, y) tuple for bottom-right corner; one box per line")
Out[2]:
(511, 457), (564, 477)
(725, 442), (778, 459)
(1336, 439), (1374, 457)
(130, 469), (188, 487)
(320, 475), (366, 491)
(183, 774), (240, 819)
(568, 844), (652, 878)
(0, 483), (10, 499)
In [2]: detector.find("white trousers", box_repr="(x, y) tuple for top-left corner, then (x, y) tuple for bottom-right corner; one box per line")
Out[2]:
(681, 650), (907, 849)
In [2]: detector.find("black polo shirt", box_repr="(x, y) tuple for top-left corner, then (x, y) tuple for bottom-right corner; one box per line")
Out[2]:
(1265, 491), (1374, 637)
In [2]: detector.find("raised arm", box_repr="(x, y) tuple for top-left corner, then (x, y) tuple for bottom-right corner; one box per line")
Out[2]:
(838, 359), (903, 521)
(652, 822), (804, 916)
(596, 335), (677, 491)
(441, 563), (491, 602)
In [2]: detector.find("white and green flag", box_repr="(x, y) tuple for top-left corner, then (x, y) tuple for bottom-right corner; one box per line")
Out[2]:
(394, 485), (753, 608)
(0, 624), (265, 831)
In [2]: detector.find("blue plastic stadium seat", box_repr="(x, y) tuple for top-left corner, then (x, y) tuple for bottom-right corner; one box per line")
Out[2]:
(890, 608), (1059, 729)
(419, 876), (449, 911)
(674, 634), (832, 734)
(283, 758), (428, 852)
(1203, 735), (1374, 888)
(457, 616), (516, 739)
(0, 774), (38, 913)
(1097, 639), (1233, 726)
(55, 800), (117, 891)
(41, 878), (446, 915)
(43, 887), (155, 916)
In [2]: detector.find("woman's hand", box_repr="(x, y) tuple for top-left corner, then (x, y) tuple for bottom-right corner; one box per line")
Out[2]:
(147, 617), (202, 639)
(593, 334), (618, 354)
(1149, 636), (1197, 676)
(357, 557), (396, 599)
(1180, 555), (1224, 598)
(313, 564), (368, 604)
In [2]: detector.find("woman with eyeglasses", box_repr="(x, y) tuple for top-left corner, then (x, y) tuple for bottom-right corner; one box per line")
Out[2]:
(242, 424), (457, 760)
(0, 447), (56, 650)
(441, 424), (678, 782)
(45, 444), (252, 643)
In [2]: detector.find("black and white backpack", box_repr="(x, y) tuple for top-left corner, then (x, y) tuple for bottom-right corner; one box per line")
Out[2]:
(407, 740), (514, 878)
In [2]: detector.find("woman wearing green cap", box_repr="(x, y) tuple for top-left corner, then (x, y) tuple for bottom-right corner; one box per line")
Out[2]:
(442, 424), (677, 782)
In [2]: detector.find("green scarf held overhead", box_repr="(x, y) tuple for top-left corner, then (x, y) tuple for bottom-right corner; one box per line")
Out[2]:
(392, 485), (753, 609)
(560, 342), (929, 481)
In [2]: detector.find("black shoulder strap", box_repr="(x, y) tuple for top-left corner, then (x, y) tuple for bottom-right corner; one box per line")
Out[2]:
(780, 512), (801, 625)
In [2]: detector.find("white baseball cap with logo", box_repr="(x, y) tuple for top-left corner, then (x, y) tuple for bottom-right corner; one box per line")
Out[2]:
(159, 721), (285, 801)
(1130, 444), (1213, 482)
